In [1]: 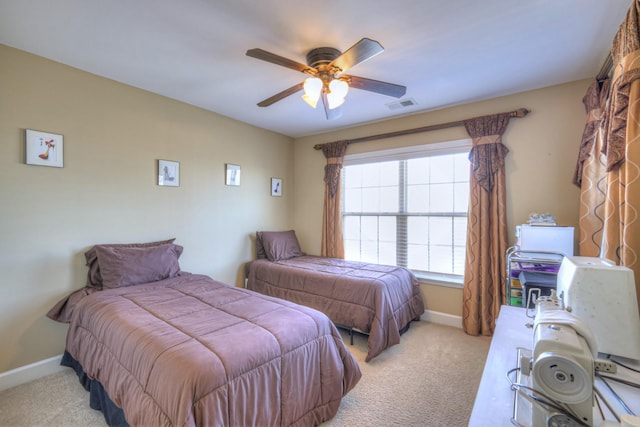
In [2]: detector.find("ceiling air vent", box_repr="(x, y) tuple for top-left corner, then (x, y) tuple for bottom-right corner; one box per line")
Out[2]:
(386, 98), (418, 110)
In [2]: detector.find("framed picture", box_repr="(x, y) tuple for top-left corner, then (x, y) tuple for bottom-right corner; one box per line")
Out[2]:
(26, 129), (64, 167)
(271, 178), (282, 196)
(158, 160), (180, 187)
(225, 164), (241, 186)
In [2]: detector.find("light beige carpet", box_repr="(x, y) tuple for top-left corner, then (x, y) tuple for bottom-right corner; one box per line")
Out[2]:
(0, 321), (490, 427)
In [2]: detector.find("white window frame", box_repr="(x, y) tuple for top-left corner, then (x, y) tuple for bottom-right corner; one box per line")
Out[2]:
(342, 139), (472, 288)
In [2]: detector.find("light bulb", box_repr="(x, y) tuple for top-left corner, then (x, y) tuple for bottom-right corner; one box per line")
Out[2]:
(329, 79), (349, 98)
(327, 79), (349, 109)
(302, 77), (322, 108)
(327, 93), (345, 109)
(302, 94), (319, 108)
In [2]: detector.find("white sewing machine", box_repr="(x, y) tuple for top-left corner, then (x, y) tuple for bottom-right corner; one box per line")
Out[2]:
(513, 293), (595, 426)
(512, 256), (640, 427)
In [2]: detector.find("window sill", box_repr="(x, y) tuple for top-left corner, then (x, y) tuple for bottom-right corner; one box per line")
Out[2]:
(414, 272), (464, 289)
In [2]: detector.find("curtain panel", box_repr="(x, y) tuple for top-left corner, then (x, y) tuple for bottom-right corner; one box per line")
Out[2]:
(320, 140), (349, 258)
(574, 79), (609, 257)
(462, 113), (511, 336)
(598, 0), (640, 309)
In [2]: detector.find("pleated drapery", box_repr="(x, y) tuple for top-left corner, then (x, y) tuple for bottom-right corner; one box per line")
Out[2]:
(320, 140), (349, 258)
(462, 113), (511, 336)
(575, 0), (640, 309)
(603, 0), (640, 309)
(573, 79), (609, 257)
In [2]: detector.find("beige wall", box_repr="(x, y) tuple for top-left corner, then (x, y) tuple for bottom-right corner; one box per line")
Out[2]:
(0, 42), (590, 372)
(0, 45), (294, 373)
(293, 80), (589, 316)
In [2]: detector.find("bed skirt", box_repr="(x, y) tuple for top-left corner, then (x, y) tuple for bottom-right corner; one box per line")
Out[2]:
(61, 351), (129, 427)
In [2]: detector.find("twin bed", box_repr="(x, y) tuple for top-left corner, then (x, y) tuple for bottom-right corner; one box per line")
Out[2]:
(48, 239), (361, 426)
(49, 233), (424, 425)
(245, 231), (425, 362)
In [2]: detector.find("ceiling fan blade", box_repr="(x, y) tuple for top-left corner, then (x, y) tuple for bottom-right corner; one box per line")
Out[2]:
(347, 75), (406, 98)
(321, 90), (342, 120)
(246, 48), (313, 74)
(329, 38), (384, 74)
(257, 82), (304, 107)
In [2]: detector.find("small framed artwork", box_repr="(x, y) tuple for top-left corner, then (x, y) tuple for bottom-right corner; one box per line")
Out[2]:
(158, 160), (180, 187)
(26, 129), (64, 167)
(226, 164), (241, 186)
(271, 178), (282, 196)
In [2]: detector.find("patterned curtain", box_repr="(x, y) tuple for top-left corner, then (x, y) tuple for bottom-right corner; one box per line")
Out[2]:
(320, 140), (349, 258)
(573, 79), (609, 257)
(462, 113), (511, 336)
(600, 0), (640, 309)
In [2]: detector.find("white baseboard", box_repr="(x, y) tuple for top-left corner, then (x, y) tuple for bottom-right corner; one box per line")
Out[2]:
(421, 309), (463, 329)
(0, 354), (65, 392)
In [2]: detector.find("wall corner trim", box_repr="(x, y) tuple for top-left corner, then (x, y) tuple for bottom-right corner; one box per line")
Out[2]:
(0, 354), (65, 392)
(420, 310), (463, 329)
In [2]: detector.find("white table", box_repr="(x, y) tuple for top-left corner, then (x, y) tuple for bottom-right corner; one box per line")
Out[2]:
(469, 305), (532, 426)
(469, 305), (640, 426)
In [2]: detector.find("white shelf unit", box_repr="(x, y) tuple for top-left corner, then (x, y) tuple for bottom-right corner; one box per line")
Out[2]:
(505, 246), (564, 307)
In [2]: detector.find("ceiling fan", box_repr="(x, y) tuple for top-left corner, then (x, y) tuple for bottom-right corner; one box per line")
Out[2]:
(246, 38), (407, 120)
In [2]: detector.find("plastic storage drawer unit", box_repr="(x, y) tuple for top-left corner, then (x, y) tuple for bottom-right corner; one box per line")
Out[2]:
(518, 271), (557, 309)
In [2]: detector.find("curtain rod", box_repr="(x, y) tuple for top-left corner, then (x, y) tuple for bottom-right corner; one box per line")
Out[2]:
(313, 107), (530, 150)
(596, 52), (613, 82)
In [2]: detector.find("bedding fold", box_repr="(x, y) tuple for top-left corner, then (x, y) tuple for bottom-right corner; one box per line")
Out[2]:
(59, 274), (360, 426)
(246, 256), (425, 361)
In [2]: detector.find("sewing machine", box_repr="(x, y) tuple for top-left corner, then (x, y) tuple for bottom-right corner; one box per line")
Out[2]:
(513, 293), (595, 426)
(511, 256), (640, 427)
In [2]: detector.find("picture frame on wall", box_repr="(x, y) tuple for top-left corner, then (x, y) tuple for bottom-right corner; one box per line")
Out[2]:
(271, 178), (282, 196)
(226, 164), (241, 186)
(25, 129), (64, 168)
(158, 159), (180, 187)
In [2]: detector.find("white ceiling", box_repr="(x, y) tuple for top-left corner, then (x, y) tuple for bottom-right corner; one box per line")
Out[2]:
(0, 0), (632, 138)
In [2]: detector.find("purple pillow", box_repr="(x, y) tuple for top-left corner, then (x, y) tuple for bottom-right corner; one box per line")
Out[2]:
(95, 243), (183, 289)
(259, 230), (305, 261)
(255, 232), (267, 259)
(84, 238), (177, 289)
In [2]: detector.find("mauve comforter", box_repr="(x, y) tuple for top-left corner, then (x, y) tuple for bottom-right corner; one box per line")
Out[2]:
(60, 274), (361, 426)
(245, 256), (425, 362)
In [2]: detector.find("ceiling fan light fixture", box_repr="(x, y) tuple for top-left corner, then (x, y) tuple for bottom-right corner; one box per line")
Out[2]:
(327, 79), (349, 109)
(247, 38), (406, 118)
(302, 77), (322, 108)
(302, 93), (319, 108)
(327, 92), (345, 109)
(329, 79), (349, 97)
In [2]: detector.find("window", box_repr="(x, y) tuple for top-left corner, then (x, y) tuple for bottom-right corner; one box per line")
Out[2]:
(342, 140), (471, 284)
